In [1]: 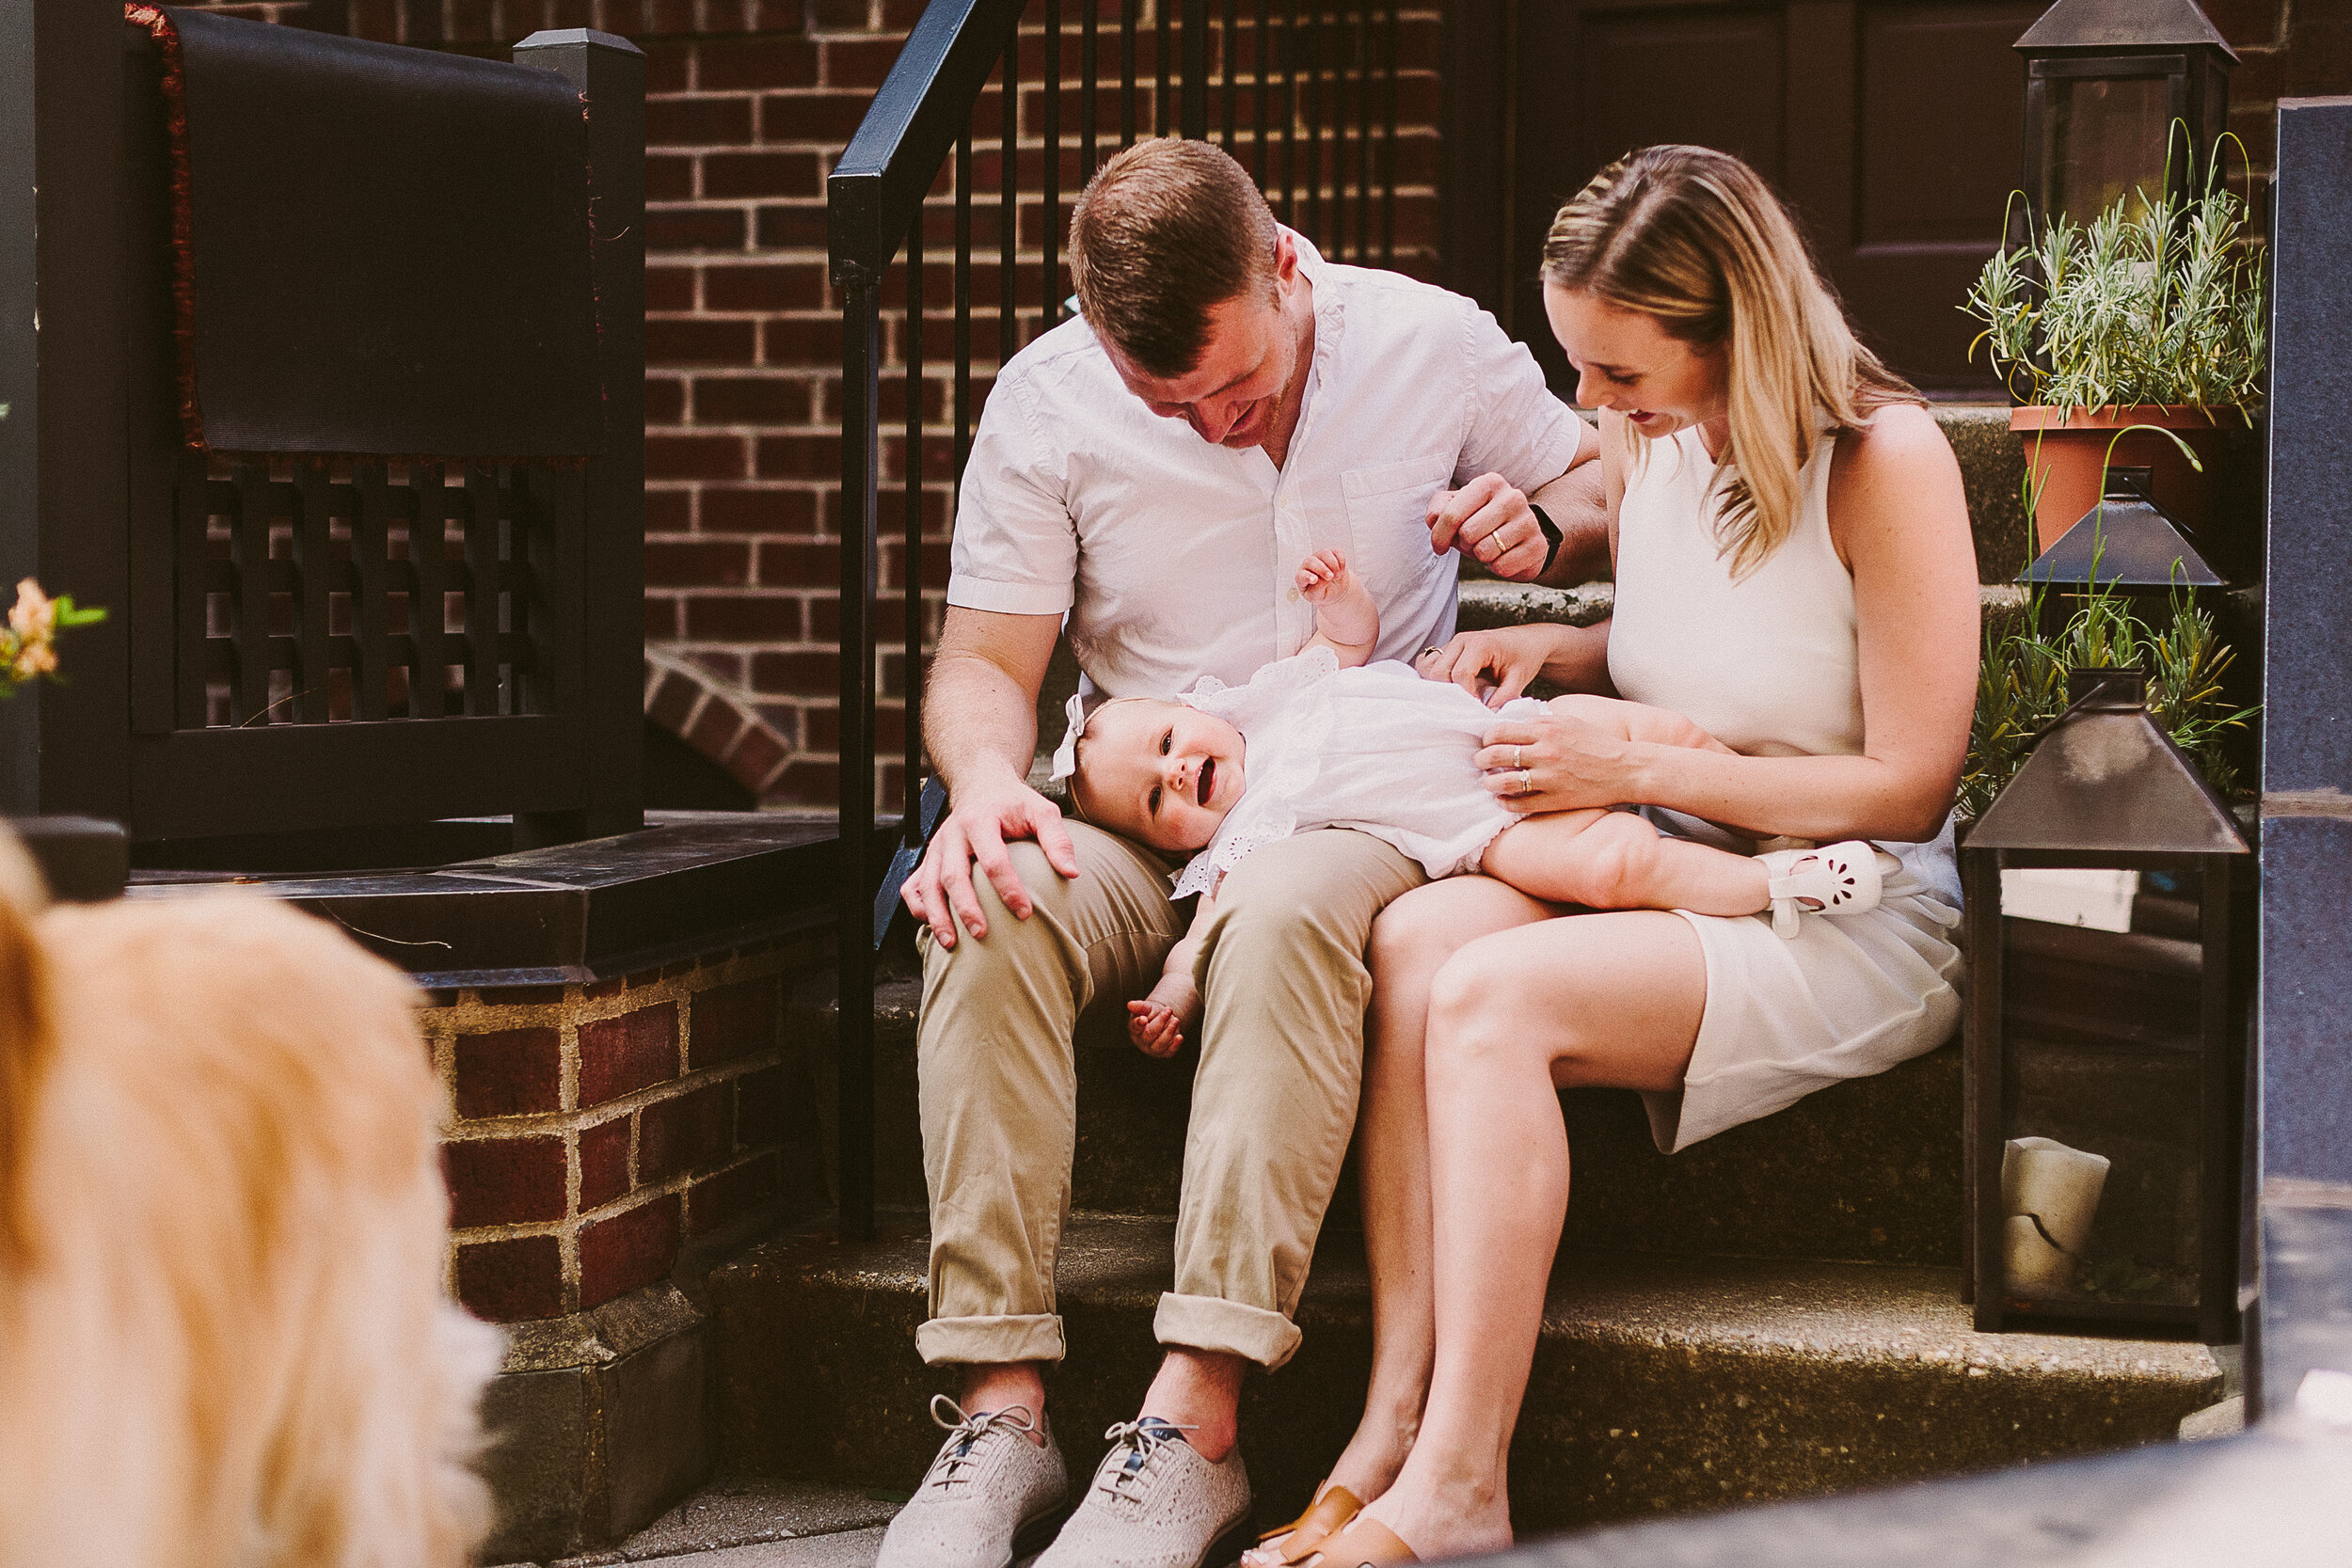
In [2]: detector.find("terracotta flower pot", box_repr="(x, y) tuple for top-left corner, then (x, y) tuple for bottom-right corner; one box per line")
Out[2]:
(2010, 405), (2247, 556)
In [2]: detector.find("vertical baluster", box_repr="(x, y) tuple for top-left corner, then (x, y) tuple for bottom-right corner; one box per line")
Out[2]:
(1253, 0), (1269, 186)
(352, 465), (390, 721)
(1382, 0), (1396, 267)
(1307, 2), (1325, 248)
(1045, 0), (1062, 328)
(464, 465), (501, 716)
(173, 454), (211, 728)
(1221, 0), (1237, 147)
(999, 36), (1017, 372)
(1155, 0), (1170, 138)
(1120, 0), (1137, 149)
(1182, 0), (1207, 140)
(1354, 2), (1373, 263)
(1289, 0), (1308, 222)
(836, 265), (882, 1243)
(230, 465), (272, 724)
(410, 465), (448, 720)
(1083, 0), (1099, 182)
(955, 129), (973, 487)
(293, 461), (333, 722)
(904, 216), (925, 824)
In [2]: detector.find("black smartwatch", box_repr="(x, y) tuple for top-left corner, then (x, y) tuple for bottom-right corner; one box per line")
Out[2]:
(1531, 503), (1564, 578)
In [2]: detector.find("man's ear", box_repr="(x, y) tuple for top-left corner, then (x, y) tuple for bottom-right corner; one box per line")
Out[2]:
(1271, 228), (1300, 288)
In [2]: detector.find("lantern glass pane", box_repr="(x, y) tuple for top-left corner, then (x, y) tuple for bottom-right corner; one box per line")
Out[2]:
(2042, 73), (2171, 225)
(1997, 865), (2203, 1310)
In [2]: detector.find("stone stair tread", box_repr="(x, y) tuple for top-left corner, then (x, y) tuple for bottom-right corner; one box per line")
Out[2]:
(528, 1479), (900, 1568)
(711, 1213), (2222, 1535)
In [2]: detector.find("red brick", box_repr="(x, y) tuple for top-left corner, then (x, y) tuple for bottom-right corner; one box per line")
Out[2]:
(687, 1151), (782, 1236)
(686, 697), (747, 758)
(685, 593), (803, 640)
(648, 538), (754, 587)
(768, 757), (839, 806)
(444, 1133), (567, 1227)
(689, 976), (781, 1069)
(804, 0), (873, 28)
(727, 724), (790, 789)
(639, 1080), (735, 1180)
(647, 432), (750, 481)
(455, 1235), (564, 1322)
(705, 261), (828, 312)
(579, 1192), (682, 1307)
(701, 485), (819, 533)
(704, 150), (824, 199)
(647, 318), (759, 367)
(578, 1002), (680, 1106)
(645, 207), (748, 250)
(754, 90), (876, 145)
(822, 34), (905, 89)
(699, 35), (820, 92)
(695, 374), (807, 424)
(644, 487), (693, 532)
(646, 595), (684, 639)
(646, 265), (698, 314)
(580, 1115), (632, 1210)
(645, 375), (688, 424)
(2202, 0), (2288, 50)
(691, 647), (747, 684)
(749, 648), (837, 694)
(2287, 18), (2352, 96)
(752, 203), (829, 248)
(453, 1025), (562, 1118)
(754, 539), (836, 589)
(647, 668), (701, 735)
(647, 151), (697, 202)
(647, 94), (756, 147)
(759, 315), (842, 365)
(755, 432), (841, 479)
(735, 1063), (788, 1146)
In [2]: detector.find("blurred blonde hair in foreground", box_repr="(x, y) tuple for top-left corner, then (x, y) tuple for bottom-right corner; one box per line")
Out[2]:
(0, 829), (500, 1568)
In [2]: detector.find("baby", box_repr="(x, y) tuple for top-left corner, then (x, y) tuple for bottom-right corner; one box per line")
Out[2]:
(1064, 549), (1892, 1056)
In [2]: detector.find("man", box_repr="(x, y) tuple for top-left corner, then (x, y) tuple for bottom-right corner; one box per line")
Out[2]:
(875, 138), (1604, 1568)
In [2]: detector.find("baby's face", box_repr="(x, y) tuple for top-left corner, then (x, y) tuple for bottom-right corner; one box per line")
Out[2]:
(1073, 699), (1246, 852)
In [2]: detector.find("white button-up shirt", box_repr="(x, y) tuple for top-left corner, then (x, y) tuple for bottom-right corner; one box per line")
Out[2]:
(946, 234), (1581, 748)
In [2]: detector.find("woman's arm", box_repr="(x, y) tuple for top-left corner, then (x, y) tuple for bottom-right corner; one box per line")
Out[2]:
(1474, 405), (1978, 845)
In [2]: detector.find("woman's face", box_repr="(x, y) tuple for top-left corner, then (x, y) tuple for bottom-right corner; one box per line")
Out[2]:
(1543, 284), (1728, 439)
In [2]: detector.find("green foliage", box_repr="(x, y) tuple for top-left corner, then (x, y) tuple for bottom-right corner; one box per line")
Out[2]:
(1961, 553), (2255, 821)
(1962, 157), (2265, 416)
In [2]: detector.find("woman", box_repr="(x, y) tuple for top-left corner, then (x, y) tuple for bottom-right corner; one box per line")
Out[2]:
(1248, 145), (1979, 1565)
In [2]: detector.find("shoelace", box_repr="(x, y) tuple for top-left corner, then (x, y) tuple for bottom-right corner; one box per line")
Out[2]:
(925, 1393), (1041, 1490)
(1097, 1417), (1198, 1502)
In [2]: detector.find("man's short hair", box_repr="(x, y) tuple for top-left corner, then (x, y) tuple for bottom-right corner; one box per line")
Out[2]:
(1068, 138), (1280, 379)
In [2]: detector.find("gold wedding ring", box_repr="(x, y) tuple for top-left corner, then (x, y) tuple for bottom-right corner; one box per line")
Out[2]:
(1419, 645), (1443, 659)
(1517, 768), (1534, 795)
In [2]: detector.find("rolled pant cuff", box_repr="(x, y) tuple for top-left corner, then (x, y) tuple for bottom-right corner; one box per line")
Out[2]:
(1153, 1291), (1303, 1371)
(915, 1312), (1067, 1368)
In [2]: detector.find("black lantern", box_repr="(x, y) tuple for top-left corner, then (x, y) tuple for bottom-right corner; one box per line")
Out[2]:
(2014, 0), (2236, 231)
(2020, 467), (2224, 634)
(1962, 667), (2249, 1341)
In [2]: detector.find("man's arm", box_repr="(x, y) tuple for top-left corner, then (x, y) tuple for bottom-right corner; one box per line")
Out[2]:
(901, 606), (1073, 949)
(1528, 455), (1611, 587)
(1429, 411), (1605, 583)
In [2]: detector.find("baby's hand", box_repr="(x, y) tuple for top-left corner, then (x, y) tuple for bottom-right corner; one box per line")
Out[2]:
(1126, 973), (1200, 1058)
(1295, 548), (1355, 604)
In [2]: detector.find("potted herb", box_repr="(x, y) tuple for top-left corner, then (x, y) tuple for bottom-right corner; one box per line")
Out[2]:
(1962, 163), (2265, 558)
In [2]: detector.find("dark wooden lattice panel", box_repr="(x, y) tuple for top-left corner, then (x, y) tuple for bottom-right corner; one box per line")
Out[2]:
(171, 453), (585, 733)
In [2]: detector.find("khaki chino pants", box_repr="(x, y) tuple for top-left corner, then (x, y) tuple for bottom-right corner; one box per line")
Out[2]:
(914, 822), (1423, 1371)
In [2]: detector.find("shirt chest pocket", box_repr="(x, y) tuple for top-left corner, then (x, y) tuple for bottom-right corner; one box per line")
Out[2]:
(1341, 454), (1457, 594)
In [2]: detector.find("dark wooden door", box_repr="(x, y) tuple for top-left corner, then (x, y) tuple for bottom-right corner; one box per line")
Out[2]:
(1469, 0), (2044, 397)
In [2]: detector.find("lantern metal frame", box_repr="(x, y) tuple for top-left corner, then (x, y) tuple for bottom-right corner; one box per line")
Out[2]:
(1961, 668), (2250, 1341)
(2010, 0), (2236, 245)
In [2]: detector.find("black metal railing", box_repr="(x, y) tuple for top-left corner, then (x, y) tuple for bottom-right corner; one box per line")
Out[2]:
(829, 0), (1403, 1237)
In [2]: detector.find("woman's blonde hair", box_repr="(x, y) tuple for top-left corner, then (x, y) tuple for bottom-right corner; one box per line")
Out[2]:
(1542, 145), (1923, 578)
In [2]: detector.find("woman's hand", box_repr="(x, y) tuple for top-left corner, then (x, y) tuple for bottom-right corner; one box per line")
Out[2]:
(1413, 624), (1577, 707)
(1472, 705), (1641, 815)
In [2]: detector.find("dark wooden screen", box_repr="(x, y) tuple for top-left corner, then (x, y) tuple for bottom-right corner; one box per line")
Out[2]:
(1475, 0), (2044, 396)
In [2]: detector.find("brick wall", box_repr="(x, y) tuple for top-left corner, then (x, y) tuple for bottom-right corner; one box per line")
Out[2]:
(2213, 0), (2352, 177)
(174, 0), (1444, 816)
(423, 931), (827, 1323)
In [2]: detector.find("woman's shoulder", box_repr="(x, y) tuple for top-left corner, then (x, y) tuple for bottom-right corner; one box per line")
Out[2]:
(1831, 402), (1955, 474)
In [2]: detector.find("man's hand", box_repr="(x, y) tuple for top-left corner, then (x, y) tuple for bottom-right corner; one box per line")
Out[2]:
(1126, 971), (1200, 1058)
(901, 774), (1081, 949)
(1427, 472), (1549, 582)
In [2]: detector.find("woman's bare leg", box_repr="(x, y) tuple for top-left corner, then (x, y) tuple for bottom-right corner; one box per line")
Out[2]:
(1353, 910), (1708, 1560)
(1242, 878), (1552, 1565)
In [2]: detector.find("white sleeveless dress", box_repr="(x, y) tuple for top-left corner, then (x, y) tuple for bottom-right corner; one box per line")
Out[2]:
(1609, 423), (1963, 1153)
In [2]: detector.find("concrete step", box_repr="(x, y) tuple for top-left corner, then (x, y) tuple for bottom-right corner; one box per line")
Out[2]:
(841, 980), (1963, 1267)
(706, 1214), (2220, 1542)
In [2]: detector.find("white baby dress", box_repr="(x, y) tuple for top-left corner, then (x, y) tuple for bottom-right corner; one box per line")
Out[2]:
(1168, 645), (1545, 899)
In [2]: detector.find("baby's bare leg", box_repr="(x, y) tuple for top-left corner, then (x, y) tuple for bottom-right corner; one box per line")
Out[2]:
(1481, 808), (1768, 916)
(1548, 693), (1737, 756)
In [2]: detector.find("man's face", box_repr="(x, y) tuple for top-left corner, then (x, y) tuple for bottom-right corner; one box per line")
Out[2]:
(1101, 241), (1301, 450)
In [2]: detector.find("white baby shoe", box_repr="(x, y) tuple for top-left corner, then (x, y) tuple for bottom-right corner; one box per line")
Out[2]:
(874, 1395), (1070, 1568)
(1757, 840), (1891, 938)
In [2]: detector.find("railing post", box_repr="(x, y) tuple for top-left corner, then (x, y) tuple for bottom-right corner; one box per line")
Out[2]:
(0, 0), (130, 821)
(836, 265), (882, 1243)
(514, 28), (646, 847)
(1182, 0), (1210, 140)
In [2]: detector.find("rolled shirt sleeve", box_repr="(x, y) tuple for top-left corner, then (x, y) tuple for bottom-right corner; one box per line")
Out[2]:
(946, 376), (1078, 618)
(1454, 299), (1583, 495)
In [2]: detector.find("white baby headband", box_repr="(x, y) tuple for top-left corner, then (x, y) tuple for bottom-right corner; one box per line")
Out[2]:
(1047, 689), (1094, 784)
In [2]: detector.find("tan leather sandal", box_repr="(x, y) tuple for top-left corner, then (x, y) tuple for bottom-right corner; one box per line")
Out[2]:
(1250, 1483), (1363, 1565)
(1315, 1516), (1421, 1566)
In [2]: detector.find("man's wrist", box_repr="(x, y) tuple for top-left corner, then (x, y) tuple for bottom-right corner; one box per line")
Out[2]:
(1531, 503), (1564, 578)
